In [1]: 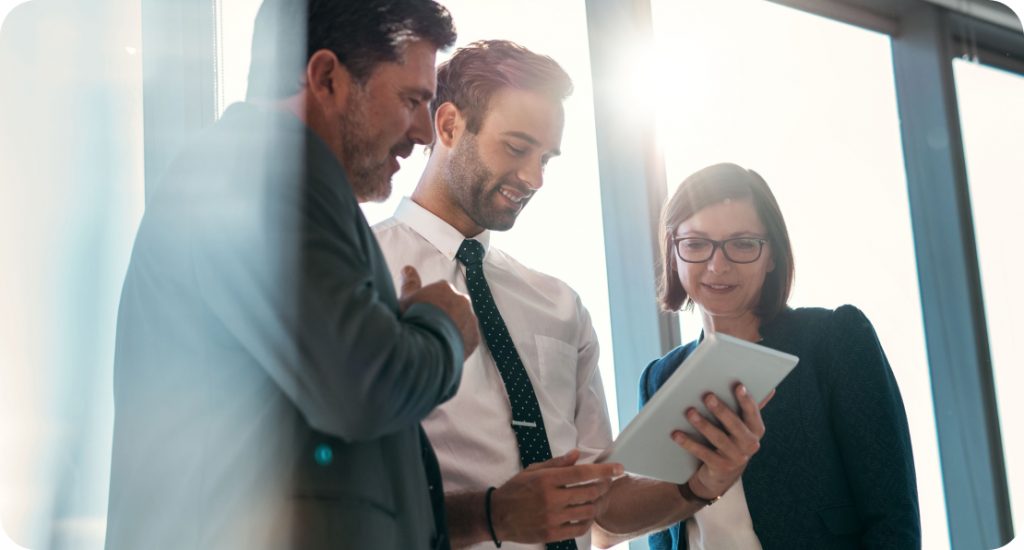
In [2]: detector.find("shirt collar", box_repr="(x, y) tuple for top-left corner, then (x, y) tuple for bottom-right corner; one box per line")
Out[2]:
(394, 197), (491, 262)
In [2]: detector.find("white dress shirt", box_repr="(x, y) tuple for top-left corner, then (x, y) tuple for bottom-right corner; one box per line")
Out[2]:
(374, 198), (613, 550)
(685, 478), (763, 550)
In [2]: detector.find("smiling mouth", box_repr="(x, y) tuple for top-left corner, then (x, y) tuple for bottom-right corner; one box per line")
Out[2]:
(498, 185), (530, 204)
(702, 283), (736, 291)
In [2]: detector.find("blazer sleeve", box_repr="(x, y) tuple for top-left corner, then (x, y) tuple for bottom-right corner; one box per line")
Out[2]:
(189, 172), (463, 443)
(638, 358), (658, 408)
(638, 355), (686, 550)
(824, 305), (921, 548)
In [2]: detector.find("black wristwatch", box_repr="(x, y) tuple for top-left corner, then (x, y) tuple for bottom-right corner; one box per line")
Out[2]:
(677, 480), (722, 508)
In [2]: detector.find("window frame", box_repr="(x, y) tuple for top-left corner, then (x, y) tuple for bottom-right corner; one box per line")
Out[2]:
(146, 1), (1024, 547)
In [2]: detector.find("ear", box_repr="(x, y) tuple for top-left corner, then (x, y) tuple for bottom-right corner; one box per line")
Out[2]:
(305, 49), (354, 111)
(766, 253), (776, 273)
(434, 102), (463, 148)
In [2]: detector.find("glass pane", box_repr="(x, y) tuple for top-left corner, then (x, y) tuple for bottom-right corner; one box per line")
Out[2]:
(1, 2), (146, 548)
(954, 58), (1024, 539)
(216, 0), (262, 117)
(215, 0), (618, 431)
(411, 0), (618, 431)
(650, 0), (949, 547)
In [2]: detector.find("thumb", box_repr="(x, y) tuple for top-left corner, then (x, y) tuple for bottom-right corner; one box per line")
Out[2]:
(525, 448), (581, 471)
(399, 265), (421, 297)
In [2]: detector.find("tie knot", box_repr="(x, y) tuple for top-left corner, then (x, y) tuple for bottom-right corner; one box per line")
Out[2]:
(456, 239), (485, 267)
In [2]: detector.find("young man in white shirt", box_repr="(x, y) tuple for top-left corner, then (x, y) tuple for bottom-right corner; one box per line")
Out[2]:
(373, 40), (767, 550)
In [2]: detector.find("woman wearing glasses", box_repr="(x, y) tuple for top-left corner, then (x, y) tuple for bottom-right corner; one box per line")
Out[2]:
(640, 163), (920, 549)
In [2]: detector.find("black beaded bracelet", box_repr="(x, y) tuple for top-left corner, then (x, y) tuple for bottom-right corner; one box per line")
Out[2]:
(484, 486), (502, 548)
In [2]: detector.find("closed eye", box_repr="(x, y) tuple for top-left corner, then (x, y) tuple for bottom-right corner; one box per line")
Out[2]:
(505, 143), (527, 156)
(681, 239), (711, 251)
(731, 239), (759, 250)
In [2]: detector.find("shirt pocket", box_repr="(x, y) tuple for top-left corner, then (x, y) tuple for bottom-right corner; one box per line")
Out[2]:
(534, 334), (578, 422)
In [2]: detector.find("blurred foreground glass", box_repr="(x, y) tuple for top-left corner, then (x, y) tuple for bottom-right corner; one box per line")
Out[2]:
(650, 0), (949, 547)
(954, 58), (1024, 542)
(217, 0), (619, 434)
(0, 1), (145, 548)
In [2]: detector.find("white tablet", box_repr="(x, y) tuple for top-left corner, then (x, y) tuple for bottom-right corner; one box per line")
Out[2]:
(595, 332), (798, 484)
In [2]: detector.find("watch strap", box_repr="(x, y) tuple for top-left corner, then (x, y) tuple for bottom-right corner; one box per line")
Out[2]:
(677, 479), (722, 508)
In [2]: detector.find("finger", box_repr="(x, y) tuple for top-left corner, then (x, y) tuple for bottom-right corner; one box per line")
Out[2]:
(562, 476), (614, 505)
(525, 449), (581, 472)
(553, 502), (599, 525)
(704, 392), (755, 444)
(759, 389), (776, 409)
(671, 430), (723, 466)
(548, 518), (595, 542)
(550, 462), (623, 487)
(399, 266), (421, 296)
(463, 309), (481, 340)
(735, 384), (766, 439)
(462, 330), (481, 360)
(685, 405), (742, 460)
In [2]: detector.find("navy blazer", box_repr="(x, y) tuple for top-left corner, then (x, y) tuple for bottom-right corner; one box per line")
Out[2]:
(639, 306), (920, 549)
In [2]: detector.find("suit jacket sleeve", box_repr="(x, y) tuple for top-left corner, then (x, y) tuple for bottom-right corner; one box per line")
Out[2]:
(188, 165), (463, 443)
(824, 305), (921, 548)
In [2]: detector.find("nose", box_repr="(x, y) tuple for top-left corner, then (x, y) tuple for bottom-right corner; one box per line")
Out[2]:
(706, 245), (732, 273)
(518, 160), (545, 192)
(408, 102), (433, 146)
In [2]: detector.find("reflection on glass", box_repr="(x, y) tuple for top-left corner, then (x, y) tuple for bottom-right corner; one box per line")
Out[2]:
(216, 0), (619, 433)
(651, 0), (949, 548)
(0, 1), (145, 548)
(216, 0), (262, 117)
(954, 58), (1024, 540)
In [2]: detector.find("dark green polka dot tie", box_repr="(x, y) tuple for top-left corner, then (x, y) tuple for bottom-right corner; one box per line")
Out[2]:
(456, 239), (577, 550)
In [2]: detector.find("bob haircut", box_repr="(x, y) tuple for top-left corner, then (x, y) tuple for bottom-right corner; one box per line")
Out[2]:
(658, 162), (795, 321)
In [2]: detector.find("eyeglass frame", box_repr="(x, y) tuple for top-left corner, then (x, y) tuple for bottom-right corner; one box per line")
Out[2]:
(672, 236), (769, 264)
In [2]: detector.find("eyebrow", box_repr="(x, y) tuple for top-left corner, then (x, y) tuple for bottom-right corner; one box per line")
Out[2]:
(678, 230), (765, 238)
(403, 86), (434, 102)
(502, 131), (561, 157)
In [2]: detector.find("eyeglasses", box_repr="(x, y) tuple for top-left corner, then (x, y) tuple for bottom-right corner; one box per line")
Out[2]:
(673, 237), (768, 264)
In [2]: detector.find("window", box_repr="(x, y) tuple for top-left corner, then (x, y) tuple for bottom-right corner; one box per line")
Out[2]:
(216, 0), (261, 117)
(954, 58), (1024, 540)
(7, 1), (1015, 548)
(0, 2), (145, 548)
(215, 0), (620, 432)
(650, 0), (949, 547)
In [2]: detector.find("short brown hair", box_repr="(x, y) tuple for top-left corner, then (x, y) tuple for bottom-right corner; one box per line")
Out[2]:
(248, 0), (457, 99)
(658, 163), (795, 320)
(432, 40), (573, 134)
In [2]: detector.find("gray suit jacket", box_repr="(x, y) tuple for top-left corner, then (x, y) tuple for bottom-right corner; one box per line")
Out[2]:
(106, 103), (463, 550)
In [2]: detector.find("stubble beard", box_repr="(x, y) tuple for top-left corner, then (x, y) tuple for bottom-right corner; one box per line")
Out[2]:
(444, 133), (524, 231)
(339, 90), (392, 202)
